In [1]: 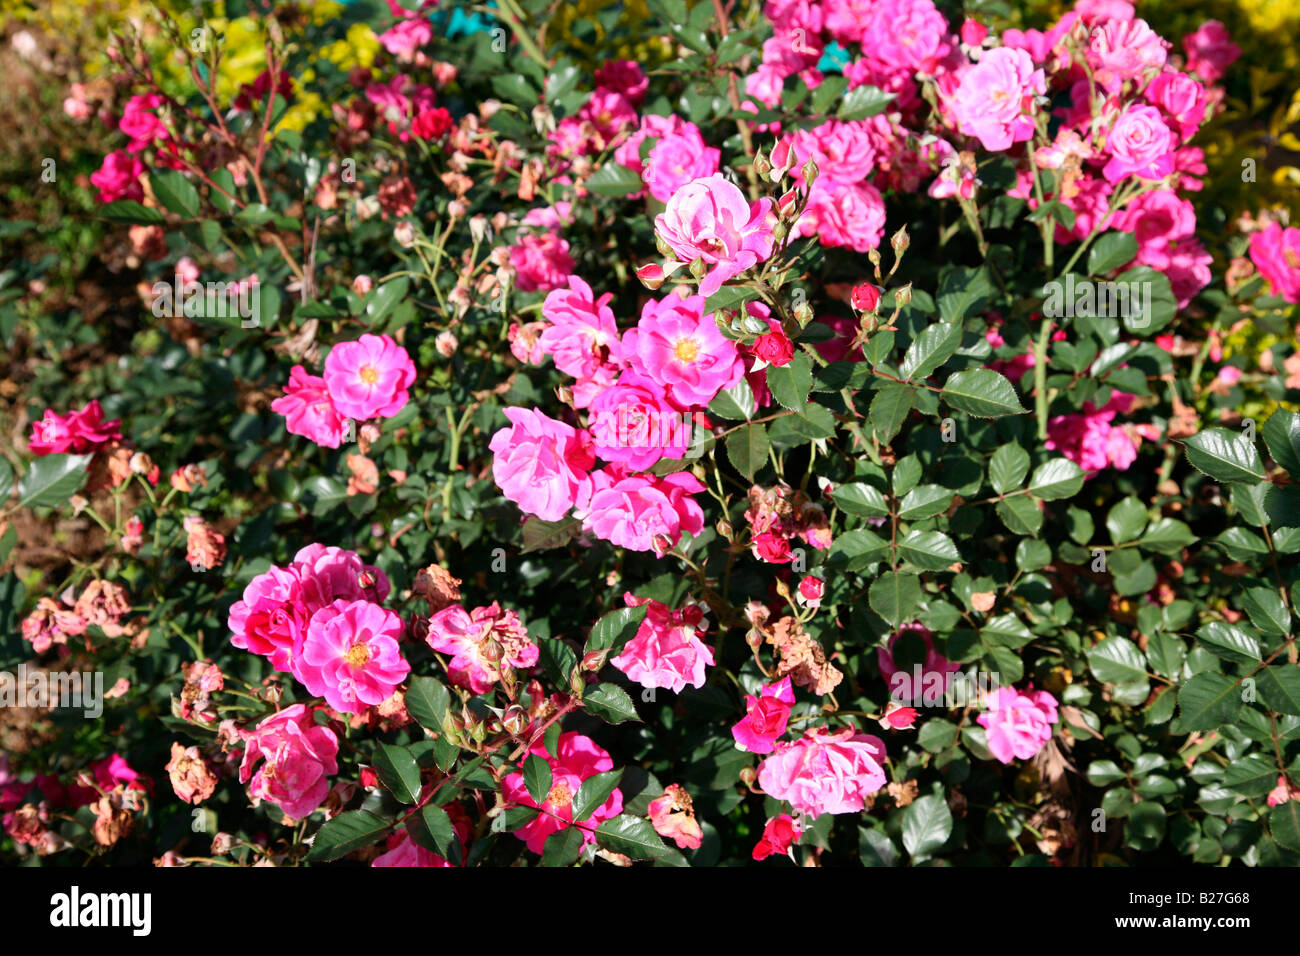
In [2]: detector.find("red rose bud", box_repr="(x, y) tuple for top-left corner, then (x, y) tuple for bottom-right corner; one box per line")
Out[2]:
(796, 575), (825, 608)
(637, 262), (667, 290)
(961, 18), (988, 46)
(777, 188), (800, 219)
(752, 328), (794, 367)
(850, 282), (882, 313)
(360, 767), (380, 789)
(582, 650), (607, 672)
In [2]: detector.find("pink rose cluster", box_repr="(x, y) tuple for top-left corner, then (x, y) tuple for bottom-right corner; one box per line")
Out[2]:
(424, 601), (540, 695)
(1247, 223), (1300, 304)
(976, 685), (1059, 764)
(238, 703), (340, 819)
(272, 333), (416, 449)
(227, 543), (409, 715)
(1046, 390), (1158, 474)
(610, 593), (714, 693)
(27, 400), (122, 457)
(491, 283), (743, 555)
(757, 725), (889, 818)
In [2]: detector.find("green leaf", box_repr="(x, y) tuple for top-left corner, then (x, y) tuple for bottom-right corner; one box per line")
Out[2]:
(1262, 410), (1300, 478)
(858, 826), (899, 866)
(1138, 518), (1196, 554)
(1183, 428), (1265, 483)
(997, 495), (1043, 536)
(571, 769), (624, 823)
(363, 277), (409, 325)
(1240, 587), (1291, 638)
(541, 825), (585, 866)
(1088, 636), (1148, 684)
(899, 321), (963, 382)
(1256, 666), (1300, 716)
(766, 352), (813, 411)
(707, 378), (756, 421)
(827, 528), (890, 571)
(983, 613), (1034, 648)
(1175, 673), (1243, 731)
(306, 810), (389, 861)
(585, 162), (645, 197)
(1028, 458), (1085, 500)
(409, 804), (461, 864)
(830, 482), (889, 518)
(404, 676), (451, 732)
(941, 369), (1027, 418)
(898, 530), (960, 570)
(150, 170), (200, 218)
(1106, 496), (1148, 543)
(902, 795), (952, 858)
(869, 571), (923, 627)
(523, 754), (552, 805)
(837, 84), (895, 120)
(594, 813), (672, 860)
(989, 444), (1030, 495)
(586, 604), (648, 655)
(1086, 760), (1126, 786)
(869, 384), (913, 444)
(726, 423), (769, 481)
(520, 515), (582, 552)
(582, 683), (640, 723)
(490, 72), (539, 105)
(1271, 800), (1300, 853)
(99, 200), (165, 224)
(374, 742), (422, 804)
(1195, 621), (1261, 665)
(17, 453), (91, 509)
(897, 485), (953, 520)
(0, 459), (13, 502)
(1087, 232), (1138, 275)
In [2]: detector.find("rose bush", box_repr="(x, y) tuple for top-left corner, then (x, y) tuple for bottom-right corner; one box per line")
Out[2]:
(2, 0), (1300, 868)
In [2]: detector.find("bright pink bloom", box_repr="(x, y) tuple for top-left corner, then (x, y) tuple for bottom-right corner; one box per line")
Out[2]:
(610, 595), (713, 692)
(878, 623), (961, 704)
(977, 685), (1058, 764)
(27, 400), (121, 456)
(621, 290), (743, 407)
(1144, 71), (1208, 142)
(1046, 393), (1145, 473)
(1087, 18), (1169, 94)
(732, 676), (795, 753)
(378, 17), (432, 58)
(424, 602), (540, 695)
(589, 371), (691, 470)
(538, 276), (622, 380)
(89, 150), (145, 203)
(228, 564), (312, 673)
(323, 333), (416, 421)
(948, 47), (1045, 151)
(752, 813), (801, 860)
(581, 468), (706, 555)
(594, 60), (649, 104)
(238, 704), (340, 819)
(272, 365), (350, 448)
(501, 732), (624, 854)
(757, 725), (888, 817)
(789, 120), (878, 184)
(296, 599), (409, 714)
(510, 231), (575, 292)
(796, 575), (825, 609)
(119, 93), (167, 150)
(644, 124), (721, 203)
(1248, 223), (1300, 303)
(654, 174), (776, 297)
(1108, 189), (1197, 266)
(880, 701), (918, 730)
(1103, 105), (1176, 183)
(1182, 20), (1240, 83)
(796, 180), (887, 252)
(292, 543), (392, 607)
(489, 407), (595, 521)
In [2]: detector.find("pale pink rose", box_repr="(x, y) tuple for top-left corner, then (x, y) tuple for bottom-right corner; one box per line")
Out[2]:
(976, 685), (1058, 764)
(654, 174), (776, 297)
(501, 732), (623, 854)
(63, 82), (93, 120)
(27, 400), (121, 456)
(832, 0), (951, 76)
(272, 365), (350, 448)
(795, 180), (887, 252)
(644, 123), (721, 203)
(581, 467), (706, 555)
(489, 407), (595, 521)
(425, 602), (540, 695)
(610, 595), (713, 693)
(1144, 71), (1208, 142)
(1266, 775), (1300, 808)
(509, 230), (575, 292)
(757, 726), (888, 817)
(238, 704), (340, 819)
(621, 290), (743, 407)
(589, 371), (691, 470)
(1248, 223), (1300, 303)
(878, 623), (962, 704)
(1102, 105), (1176, 183)
(1087, 18), (1169, 94)
(377, 17), (432, 59)
(296, 599), (409, 714)
(732, 676), (795, 753)
(613, 113), (683, 191)
(539, 275), (623, 380)
(322, 333), (416, 421)
(1182, 20), (1240, 84)
(948, 47), (1045, 151)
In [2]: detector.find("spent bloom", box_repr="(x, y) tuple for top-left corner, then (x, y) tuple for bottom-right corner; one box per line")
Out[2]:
(238, 704), (340, 819)
(424, 602), (539, 695)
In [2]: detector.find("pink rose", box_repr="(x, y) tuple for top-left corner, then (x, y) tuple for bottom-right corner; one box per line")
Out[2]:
(89, 150), (145, 203)
(118, 93), (168, 150)
(757, 725), (888, 817)
(610, 595), (713, 693)
(378, 17), (432, 59)
(322, 333), (416, 421)
(589, 371), (691, 470)
(1087, 18), (1169, 94)
(501, 732), (624, 854)
(272, 365), (350, 448)
(1108, 189), (1196, 266)
(291, 543), (391, 608)
(296, 599), (410, 714)
(621, 290), (743, 407)
(644, 124), (721, 203)
(796, 180), (887, 252)
(1182, 20), (1240, 84)
(789, 120), (877, 184)
(732, 676), (795, 753)
(425, 602), (539, 695)
(489, 407), (595, 521)
(654, 174), (776, 297)
(878, 623), (961, 704)
(1144, 71), (1208, 142)
(228, 565), (312, 673)
(948, 47), (1045, 151)
(976, 685), (1058, 764)
(796, 575), (825, 608)
(238, 704), (340, 819)
(538, 275), (623, 380)
(581, 467), (706, 555)
(594, 59), (649, 105)
(27, 400), (122, 456)
(752, 813), (802, 861)
(509, 230), (575, 292)
(1248, 223), (1300, 303)
(1102, 105), (1176, 183)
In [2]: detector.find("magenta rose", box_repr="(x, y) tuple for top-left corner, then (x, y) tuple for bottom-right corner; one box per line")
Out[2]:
(621, 290), (743, 407)
(27, 400), (122, 456)
(238, 704), (340, 819)
(732, 676), (795, 753)
(589, 371), (691, 470)
(581, 467), (706, 555)
(501, 732), (624, 854)
(509, 230), (575, 292)
(489, 406), (595, 521)
(1103, 105), (1176, 183)
(296, 599), (410, 714)
(272, 365), (350, 448)
(322, 333), (416, 421)
(976, 685), (1058, 764)
(1248, 222), (1300, 303)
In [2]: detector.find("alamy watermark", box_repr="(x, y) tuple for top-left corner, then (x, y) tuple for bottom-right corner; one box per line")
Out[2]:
(1042, 273), (1151, 328)
(151, 273), (260, 328)
(0, 665), (103, 718)
(889, 667), (1002, 708)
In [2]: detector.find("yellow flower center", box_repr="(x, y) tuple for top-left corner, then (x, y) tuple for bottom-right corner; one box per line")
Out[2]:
(344, 642), (371, 668)
(673, 338), (700, 363)
(546, 781), (573, 807)
(359, 365), (380, 385)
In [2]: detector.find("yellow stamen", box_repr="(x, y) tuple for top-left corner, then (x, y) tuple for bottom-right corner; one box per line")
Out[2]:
(344, 643), (371, 668)
(359, 365), (380, 385)
(673, 338), (700, 363)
